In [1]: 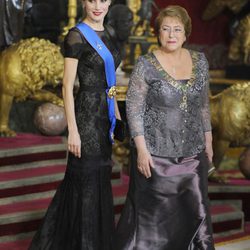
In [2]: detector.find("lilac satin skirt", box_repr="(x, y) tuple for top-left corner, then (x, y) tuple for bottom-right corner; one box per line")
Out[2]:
(115, 150), (215, 250)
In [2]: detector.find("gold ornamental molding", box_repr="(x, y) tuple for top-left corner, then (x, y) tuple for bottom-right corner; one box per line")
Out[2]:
(60, 0), (77, 38)
(127, 0), (141, 25)
(116, 86), (128, 101)
(67, 0), (77, 28)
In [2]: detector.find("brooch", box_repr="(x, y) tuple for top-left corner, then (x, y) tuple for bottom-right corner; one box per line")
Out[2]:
(96, 42), (103, 50)
(107, 86), (117, 99)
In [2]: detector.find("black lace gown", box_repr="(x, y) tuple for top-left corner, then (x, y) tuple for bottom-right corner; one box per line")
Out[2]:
(28, 27), (121, 250)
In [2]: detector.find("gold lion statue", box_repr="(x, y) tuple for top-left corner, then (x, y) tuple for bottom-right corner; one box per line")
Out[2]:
(202, 0), (250, 65)
(210, 82), (250, 168)
(202, 0), (248, 20)
(228, 15), (250, 64)
(0, 37), (64, 137)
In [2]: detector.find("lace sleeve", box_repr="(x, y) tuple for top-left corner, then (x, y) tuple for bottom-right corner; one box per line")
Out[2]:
(126, 57), (148, 138)
(64, 28), (84, 59)
(200, 53), (212, 132)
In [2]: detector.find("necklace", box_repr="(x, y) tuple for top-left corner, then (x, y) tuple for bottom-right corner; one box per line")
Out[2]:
(158, 49), (195, 110)
(146, 51), (197, 111)
(96, 42), (103, 50)
(179, 82), (191, 110)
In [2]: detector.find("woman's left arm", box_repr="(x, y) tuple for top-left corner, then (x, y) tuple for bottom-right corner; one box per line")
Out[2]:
(205, 131), (213, 163)
(201, 53), (213, 163)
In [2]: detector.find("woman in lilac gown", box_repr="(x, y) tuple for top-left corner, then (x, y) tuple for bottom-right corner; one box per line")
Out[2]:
(115, 5), (215, 250)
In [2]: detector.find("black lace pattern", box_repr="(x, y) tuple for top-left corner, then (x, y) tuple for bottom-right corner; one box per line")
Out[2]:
(64, 27), (121, 158)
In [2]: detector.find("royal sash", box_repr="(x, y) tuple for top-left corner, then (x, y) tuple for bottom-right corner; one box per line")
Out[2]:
(76, 22), (116, 143)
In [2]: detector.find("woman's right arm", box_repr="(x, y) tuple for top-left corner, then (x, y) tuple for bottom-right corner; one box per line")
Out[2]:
(133, 135), (154, 178)
(62, 58), (81, 158)
(126, 57), (154, 178)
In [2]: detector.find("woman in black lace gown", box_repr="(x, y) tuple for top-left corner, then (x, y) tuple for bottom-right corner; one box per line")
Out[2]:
(28, 0), (121, 249)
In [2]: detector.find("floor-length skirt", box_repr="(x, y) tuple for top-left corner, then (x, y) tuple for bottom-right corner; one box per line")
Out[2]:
(115, 149), (215, 250)
(29, 153), (114, 250)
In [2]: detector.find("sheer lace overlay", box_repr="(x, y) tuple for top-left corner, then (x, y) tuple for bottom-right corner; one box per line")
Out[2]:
(28, 26), (121, 250)
(64, 27), (121, 158)
(126, 51), (211, 158)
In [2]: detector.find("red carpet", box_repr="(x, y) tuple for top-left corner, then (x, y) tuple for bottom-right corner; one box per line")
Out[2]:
(0, 239), (31, 250)
(0, 151), (67, 167)
(0, 133), (250, 249)
(214, 222), (250, 243)
(0, 165), (66, 181)
(0, 197), (52, 215)
(210, 169), (250, 186)
(0, 181), (62, 198)
(0, 133), (127, 249)
(0, 133), (63, 150)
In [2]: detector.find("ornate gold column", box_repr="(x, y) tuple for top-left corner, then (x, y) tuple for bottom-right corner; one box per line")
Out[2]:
(61, 0), (77, 38)
(126, 0), (141, 28)
(67, 0), (77, 28)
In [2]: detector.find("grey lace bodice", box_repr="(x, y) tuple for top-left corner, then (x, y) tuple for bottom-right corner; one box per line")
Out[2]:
(126, 51), (211, 158)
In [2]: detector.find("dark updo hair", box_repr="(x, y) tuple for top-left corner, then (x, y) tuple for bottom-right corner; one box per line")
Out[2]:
(155, 5), (192, 38)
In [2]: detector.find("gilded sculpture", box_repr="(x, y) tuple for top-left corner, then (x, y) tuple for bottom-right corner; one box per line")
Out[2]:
(0, 0), (32, 51)
(0, 38), (64, 137)
(202, 0), (250, 65)
(202, 0), (248, 20)
(61, 0), (78, 38)
(133, 0), (158, 36)
(127, 0), (141, 28)
(210, 82), (250, 168)
(228, 15), (250, 64)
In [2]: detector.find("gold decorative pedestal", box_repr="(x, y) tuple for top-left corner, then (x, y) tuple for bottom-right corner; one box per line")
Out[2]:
(123, 35), (158, 72)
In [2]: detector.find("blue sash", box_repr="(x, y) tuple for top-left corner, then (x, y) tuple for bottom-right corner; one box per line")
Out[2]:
(76, 22), (116, 144)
